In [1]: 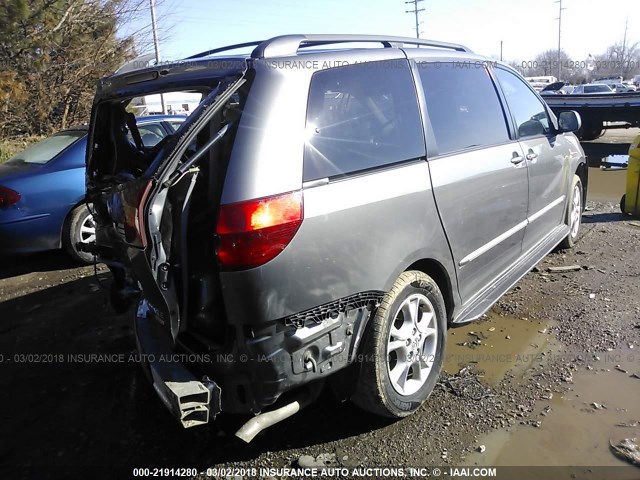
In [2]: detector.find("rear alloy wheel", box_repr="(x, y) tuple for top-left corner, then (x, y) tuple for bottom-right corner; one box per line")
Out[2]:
(63, 203), (96, 264)
(558, 175), (583, 249)
(352, 271), (446, 417)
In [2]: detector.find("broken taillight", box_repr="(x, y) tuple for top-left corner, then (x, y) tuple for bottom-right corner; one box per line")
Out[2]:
(109, 179), (153, 248)
(216, 191), (303, 269)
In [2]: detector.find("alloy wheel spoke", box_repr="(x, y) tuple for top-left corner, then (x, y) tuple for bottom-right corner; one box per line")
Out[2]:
(388, 339), (408, 354)
(389, 361), (411, 390)
(390, 324), (409, 342)
(416, 310), (434, 331)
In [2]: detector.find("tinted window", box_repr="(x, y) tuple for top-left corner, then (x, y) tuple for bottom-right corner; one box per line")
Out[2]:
(417, 62), (510, 155)
(584, 85), (611, 93)
(494, 68), (551, 138)
(304, 59), (425, 181)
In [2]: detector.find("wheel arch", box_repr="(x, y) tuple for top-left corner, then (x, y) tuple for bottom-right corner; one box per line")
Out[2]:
(405, 258), (455, 325)
(575, 161), (588, 211)
(59, 197), (87, 247)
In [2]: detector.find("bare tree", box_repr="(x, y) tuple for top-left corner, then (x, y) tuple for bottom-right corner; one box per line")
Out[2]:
(0, 0), (164, 137)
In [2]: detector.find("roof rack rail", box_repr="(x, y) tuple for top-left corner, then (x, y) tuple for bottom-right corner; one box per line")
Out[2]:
(251, 34), (473, 59)
(186, 40), (266, 60)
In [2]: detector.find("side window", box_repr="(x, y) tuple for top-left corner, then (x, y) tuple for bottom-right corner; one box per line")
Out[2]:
(494, 68), (551, 138)
(168, 121), (184, 132)
(417, 62), (510, 156)
(304, 59), (425, 181)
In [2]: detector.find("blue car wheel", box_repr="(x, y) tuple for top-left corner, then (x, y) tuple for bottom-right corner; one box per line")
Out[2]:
(62, 203), (96, 264)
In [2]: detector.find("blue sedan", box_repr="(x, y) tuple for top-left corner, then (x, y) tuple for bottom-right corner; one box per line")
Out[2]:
(0, 115), (186, 263)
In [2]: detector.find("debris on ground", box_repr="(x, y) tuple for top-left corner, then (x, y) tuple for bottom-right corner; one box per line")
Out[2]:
(546, 265), (582, 273)
(441, 365), (494, 401)
(616, 421), (639, 428)
(297, 453), (338, 468)
(609, 438), (640, 466)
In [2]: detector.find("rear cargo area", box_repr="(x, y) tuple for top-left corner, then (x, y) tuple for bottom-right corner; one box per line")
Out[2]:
(86, 66), (250, 354)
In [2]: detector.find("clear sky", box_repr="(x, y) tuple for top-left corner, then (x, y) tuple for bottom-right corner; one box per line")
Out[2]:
(125, 0), (638, 63)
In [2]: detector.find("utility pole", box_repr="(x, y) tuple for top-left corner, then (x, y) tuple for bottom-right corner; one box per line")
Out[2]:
(150, 0), (167, 114)
(405, 0), (425, 41)
(555, 0), (566, 80)
(621, 17), (629, 73)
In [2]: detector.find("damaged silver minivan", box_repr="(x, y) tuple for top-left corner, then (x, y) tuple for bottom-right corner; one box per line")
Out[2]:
(86, 34), (587, 441)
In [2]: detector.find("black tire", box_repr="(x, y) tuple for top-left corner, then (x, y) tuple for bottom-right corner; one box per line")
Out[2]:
(351, 271), (447, 418)
(577, 121), (604, 141)
(620, 194), (627, 214)
(62, 203), (96, 264)
(558, 175), (583, 249)
(580, 128), (604, 141)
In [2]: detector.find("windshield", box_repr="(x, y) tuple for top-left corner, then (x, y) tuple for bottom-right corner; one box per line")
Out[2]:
(8, 131), (85, 165)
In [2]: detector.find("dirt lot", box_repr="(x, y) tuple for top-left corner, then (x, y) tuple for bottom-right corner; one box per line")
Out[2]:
(1, 131), (639, 479)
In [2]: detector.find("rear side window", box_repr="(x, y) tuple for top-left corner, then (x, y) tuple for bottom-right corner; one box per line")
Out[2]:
(303, 59), (425, 181)
(417, 62), (510, 156)
(494, 68), (551, 138)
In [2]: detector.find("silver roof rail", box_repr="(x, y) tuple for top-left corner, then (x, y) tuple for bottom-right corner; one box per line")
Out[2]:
(251, 34), (473, 59)
(185, 40), (266, 60)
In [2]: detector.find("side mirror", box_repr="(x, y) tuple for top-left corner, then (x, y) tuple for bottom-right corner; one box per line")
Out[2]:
(558, 111), (581, 133)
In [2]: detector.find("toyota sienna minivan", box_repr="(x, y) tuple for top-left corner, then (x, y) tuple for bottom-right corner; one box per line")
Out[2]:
(85, 34), (587, 441)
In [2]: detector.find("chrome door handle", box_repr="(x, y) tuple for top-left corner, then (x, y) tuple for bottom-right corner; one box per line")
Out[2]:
(511, 154), (525, 165)
(526, 152), (539, 161)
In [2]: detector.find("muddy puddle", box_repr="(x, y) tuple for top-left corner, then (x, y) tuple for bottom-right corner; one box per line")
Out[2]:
(587, 154), (629, 203)
(464, 349), (640, 474)
(444, 313), (556, 385)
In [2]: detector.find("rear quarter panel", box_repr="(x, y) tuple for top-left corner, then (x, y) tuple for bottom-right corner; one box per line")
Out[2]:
(219, 161), (458, 324)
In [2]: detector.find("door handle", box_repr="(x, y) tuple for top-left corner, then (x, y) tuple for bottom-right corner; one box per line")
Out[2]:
(511, 153), (525, 165)
(526, 152), (539, 161)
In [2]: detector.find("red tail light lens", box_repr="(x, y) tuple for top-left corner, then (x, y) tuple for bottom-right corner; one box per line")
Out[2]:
(0, 186), (20, 208)
(122, 180), (153, 248)
(216, 191), (303, 269)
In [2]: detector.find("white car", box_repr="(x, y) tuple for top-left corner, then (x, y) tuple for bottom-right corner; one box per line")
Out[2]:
(571, 84), (614, 94)
(613, 84), (636, 93)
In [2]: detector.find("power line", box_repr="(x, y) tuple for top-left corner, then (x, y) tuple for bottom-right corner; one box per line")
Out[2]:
(405, 0), (425, 40)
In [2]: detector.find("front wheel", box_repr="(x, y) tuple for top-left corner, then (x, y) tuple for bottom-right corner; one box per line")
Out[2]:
(558, 175), (583, 249)
(351, 271), (446, 418)
(63, 203), (96, 264)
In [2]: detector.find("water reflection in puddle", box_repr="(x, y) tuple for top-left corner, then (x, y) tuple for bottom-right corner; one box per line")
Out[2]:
(585, 155), (628, 203)
(464, 350), (640, 472)
(445, 313), (555, 385)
